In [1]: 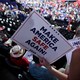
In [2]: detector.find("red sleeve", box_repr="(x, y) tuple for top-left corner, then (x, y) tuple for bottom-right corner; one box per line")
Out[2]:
(10, 57), (30, 69)
(22, 57), (30, 64)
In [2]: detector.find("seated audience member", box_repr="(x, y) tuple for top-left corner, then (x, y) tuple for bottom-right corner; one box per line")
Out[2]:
(9, 45), (58, 80)
(9, 45), (30, 70)
(0, 38), (12, 58)
(0, 41), (10, 57)
(4, 38), (12, 46)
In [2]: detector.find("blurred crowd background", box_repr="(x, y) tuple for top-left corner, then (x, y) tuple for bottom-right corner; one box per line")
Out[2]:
(0, 0), (80, 40)
(0, 0), (80, 80)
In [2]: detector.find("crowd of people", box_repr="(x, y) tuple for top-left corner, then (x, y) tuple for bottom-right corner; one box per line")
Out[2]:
(0, 0), (80, 80)
(0, 1), (80, 40)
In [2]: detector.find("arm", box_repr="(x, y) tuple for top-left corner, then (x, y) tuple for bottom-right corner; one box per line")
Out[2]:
(39, 48), (80, 80)
(39, 58), (68, 80)
(48, 66), (68, 80)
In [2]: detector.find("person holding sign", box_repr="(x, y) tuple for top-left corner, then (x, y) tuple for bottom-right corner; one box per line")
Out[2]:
(9, 45), (58, 80)
(65, 26), (80, 74)
(39, 48), (80, 80)
(29, 55), (58, 80)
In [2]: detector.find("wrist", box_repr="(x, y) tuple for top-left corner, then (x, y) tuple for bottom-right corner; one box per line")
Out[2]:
(46, 65), (52, 70)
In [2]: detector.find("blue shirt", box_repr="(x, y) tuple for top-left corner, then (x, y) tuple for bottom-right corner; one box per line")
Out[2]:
(29, 62), (58, 80)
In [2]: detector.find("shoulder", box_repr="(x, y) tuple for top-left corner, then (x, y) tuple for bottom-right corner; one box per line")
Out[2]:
(71, 48), (80, 62)
(72, 48), (80, 55)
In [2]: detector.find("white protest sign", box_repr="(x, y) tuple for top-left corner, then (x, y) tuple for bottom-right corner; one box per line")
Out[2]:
(66, 37), (80, 65)
(11, 10), (73, 64)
